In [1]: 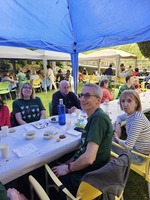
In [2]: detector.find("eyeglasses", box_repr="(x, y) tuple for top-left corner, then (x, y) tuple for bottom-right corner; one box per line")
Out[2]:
(79, 93), (98, 100)
(23, 86), (32, 90)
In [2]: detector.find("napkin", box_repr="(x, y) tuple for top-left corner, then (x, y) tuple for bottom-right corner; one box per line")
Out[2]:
(66, 129), (81, 136)
(24, 125), (35, 131)
(13, 143), (39, 158)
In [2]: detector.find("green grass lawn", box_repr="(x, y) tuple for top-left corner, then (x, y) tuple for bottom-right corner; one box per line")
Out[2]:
(3, 83), (149, 200)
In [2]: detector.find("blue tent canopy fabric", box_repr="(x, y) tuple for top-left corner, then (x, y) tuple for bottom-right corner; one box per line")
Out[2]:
(0, 0), (150, 93)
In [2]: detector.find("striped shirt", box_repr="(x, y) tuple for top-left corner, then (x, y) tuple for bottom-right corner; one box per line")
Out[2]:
(116, 111), (150, 155)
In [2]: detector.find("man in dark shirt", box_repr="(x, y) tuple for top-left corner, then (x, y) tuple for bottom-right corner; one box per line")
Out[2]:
(103, 64), (113, 76)
(103, 64), (113, 82)
(52, 80), (81, 115)
(52, 83), (113, 196)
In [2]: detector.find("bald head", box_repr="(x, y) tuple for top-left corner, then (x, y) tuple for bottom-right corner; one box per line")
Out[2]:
(60, 80), (70, 96)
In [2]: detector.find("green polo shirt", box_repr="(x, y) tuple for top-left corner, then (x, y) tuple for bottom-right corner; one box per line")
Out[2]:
(117, 84), (135, 98)
(0, 182), (9, 200)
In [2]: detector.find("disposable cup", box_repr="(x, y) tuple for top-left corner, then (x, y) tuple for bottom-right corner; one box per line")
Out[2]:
(66, 120), (72, 130)
(0, 144), (9, 159)
(75, 109), (80, 117)
(1, 126), (9, 136)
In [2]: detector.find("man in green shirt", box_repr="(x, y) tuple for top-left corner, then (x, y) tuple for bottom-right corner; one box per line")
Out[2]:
(117, 75), (135, 98)
(52, 83), (113, 196)
(0, 182), (9, 200)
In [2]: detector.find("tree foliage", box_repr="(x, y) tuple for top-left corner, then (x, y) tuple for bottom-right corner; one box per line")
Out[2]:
(0, 60), (11, 71)
(137, 41), (150, 58)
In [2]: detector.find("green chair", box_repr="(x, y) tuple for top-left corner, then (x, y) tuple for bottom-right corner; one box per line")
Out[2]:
(49, 101), (52, 116)
(113, 88), (119, 100)
(0, 82), (12, 100)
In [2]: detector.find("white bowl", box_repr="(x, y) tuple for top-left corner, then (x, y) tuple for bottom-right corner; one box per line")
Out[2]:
(25, 130), (36, 140)
(43, 130), (54, 140)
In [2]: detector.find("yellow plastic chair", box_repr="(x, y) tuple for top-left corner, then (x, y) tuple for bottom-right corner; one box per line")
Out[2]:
(78, 182), (123, 200)
(29, 175), (50, 200)
(32, 78), (42, 92)
(119, 77), (126, 84)
(45, 164), (79, 200)
(140, 81), (147, 92)
(113, 76), (120, 87)
(89, 75), (100, 84)
(0, 82), (12, 100)
(82, 75), (90, 83)
(112, 141), (150, 199)
(45, 161), (128, 200)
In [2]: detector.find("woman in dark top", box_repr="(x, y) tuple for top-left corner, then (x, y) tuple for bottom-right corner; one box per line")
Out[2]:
(12, 83), (46, 125)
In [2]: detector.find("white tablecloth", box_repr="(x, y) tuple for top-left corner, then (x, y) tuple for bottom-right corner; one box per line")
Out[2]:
(0, 114), (82, 184)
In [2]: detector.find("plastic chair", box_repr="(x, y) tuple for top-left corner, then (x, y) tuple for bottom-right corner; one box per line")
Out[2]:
(45, 164), (79, 200)
(89, 75), (100, 84)
(29, 175), (50, 200)
(32, 78), (42, 92)
(119, 77), (126, 84)
(82, 75), (90, 83)
(140, 81), (147, 92)
(0, 82), (12, 100)
(49, 101), (52, 116)
(112, 141), (150, 199)
(113, 76), (120, 87)
(113, 88), (119, 100)
(45, 153), (130, 200)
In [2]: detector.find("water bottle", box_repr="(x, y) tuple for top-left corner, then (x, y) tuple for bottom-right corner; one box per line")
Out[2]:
(58, 99), (66, 125)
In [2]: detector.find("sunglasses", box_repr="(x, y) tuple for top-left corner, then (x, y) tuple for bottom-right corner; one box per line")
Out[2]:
(79, 93), (98, 100)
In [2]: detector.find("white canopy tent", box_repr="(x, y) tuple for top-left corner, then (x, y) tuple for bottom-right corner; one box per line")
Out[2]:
(34, 50), (87, 92)
(34, 49), (87, 62)
(83, 49), (137, 76)
(0, 46), (42, 60)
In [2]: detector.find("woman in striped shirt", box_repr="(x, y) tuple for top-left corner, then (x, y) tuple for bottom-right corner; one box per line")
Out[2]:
(114, 90), (150, 164)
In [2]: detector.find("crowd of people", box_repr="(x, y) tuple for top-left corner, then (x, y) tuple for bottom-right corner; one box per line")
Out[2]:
(0, 64), (150, 199)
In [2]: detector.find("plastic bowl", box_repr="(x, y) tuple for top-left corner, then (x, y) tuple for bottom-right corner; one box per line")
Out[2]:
(43, 130), (54, 140)
(25, 130), (36, 140)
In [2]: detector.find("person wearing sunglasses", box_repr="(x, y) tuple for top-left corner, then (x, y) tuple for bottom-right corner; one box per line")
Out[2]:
(52, 80), (81, 115)
(52, 83), (113, 197)
(12, 83), (46, 125)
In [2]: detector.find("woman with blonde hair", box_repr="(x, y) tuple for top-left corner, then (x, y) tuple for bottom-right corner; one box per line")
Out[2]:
(12, 83), (45, 125)
(114, 90), (150, 163)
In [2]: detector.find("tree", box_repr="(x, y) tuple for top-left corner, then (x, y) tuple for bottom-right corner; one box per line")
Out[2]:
(137, 41), (150, 58)
(0, 60), (11, 71)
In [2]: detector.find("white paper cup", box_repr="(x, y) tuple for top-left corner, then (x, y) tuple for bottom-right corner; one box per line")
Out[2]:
(66, 120), (72, 130)
(0, 144), (9, 159)
(75, 109), (80, 117)
(1, 126), (9, 136)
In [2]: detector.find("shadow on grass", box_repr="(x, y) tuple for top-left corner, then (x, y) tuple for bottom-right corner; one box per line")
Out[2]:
(124, 170), (148, 200)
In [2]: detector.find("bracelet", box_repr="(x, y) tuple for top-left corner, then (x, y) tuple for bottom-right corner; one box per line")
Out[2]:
(68, 163), (72, 173)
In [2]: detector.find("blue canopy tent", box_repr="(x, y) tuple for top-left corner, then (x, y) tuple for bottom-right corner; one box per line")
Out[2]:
(0, 0), (150, 93)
